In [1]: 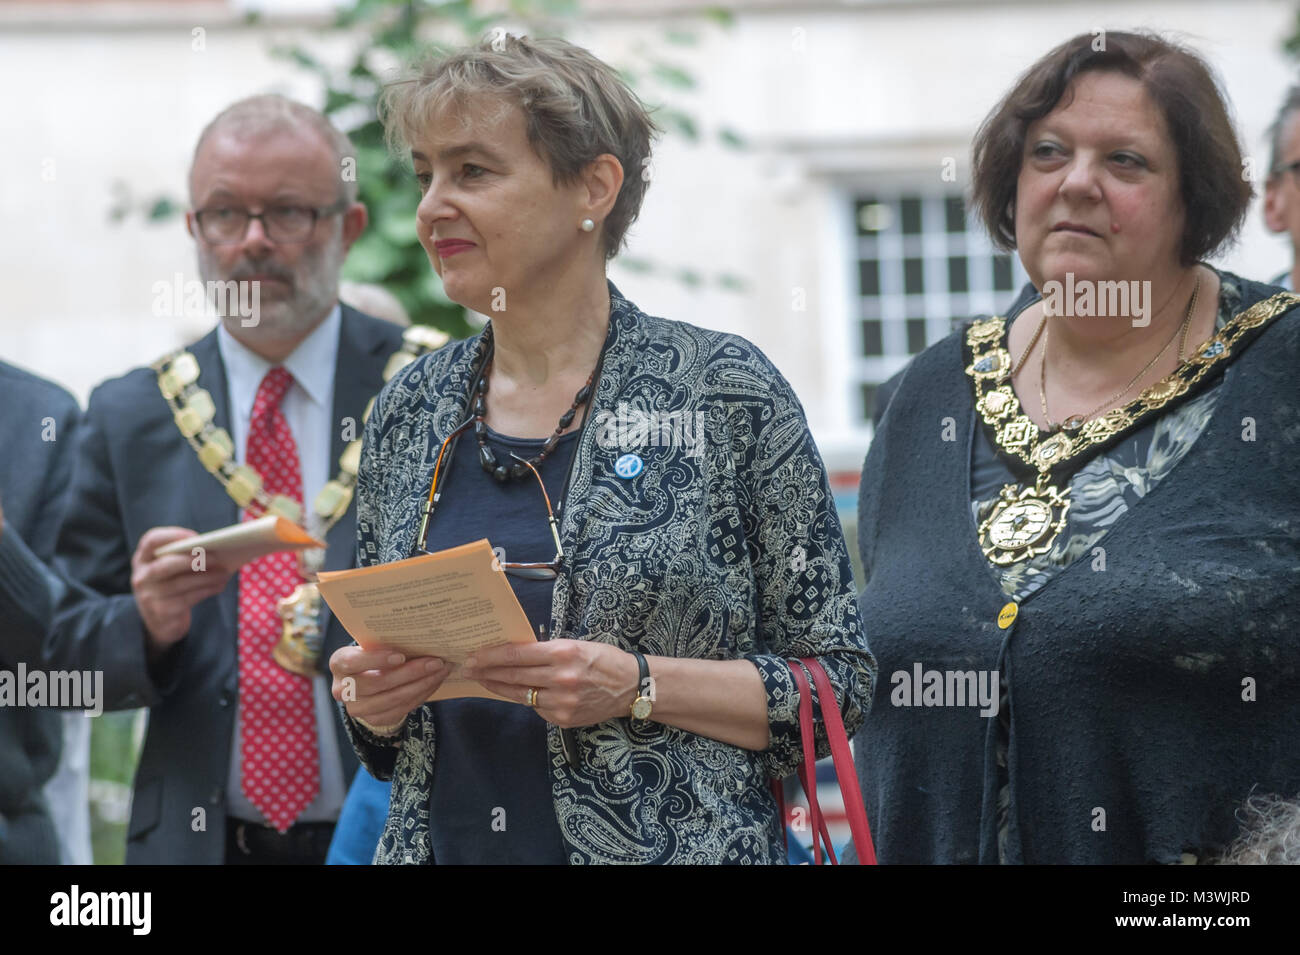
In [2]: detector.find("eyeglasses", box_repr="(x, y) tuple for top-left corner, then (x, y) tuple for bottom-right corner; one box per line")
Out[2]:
(413, 416), (565, 580)
(193, 202), (346, 245)
(420, 416), (580, 768)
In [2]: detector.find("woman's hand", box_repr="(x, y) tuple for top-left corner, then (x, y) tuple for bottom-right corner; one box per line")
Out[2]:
(329, 645), (449, 732)
(462, 639), (639, 728)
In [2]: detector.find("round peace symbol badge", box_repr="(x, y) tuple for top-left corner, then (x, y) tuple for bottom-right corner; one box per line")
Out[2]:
(614, 453), (644, 479)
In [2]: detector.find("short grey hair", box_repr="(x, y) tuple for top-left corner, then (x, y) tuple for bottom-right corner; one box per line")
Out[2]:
(379, 34), (660, 260)
(1267, 86), (1300, 176)
(190, 94), (358, 204)
(1218, 792), (1300, 865)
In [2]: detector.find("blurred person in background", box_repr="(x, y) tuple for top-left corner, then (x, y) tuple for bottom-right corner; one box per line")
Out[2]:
(1263, 85), (1300, 290)
(339, 280), (413, 328)
(0, 361), (81, 864)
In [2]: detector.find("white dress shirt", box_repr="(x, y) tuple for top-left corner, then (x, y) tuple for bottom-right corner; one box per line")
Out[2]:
(217, 305), (346, 825)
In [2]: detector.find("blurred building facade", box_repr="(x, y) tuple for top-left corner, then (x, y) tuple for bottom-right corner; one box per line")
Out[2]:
(3, 0), (1296, 493)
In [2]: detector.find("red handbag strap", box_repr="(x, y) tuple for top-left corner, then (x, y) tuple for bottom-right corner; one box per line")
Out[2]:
(773, 775), (834, 863)
(803, 658), (877, 865)
(788, 661), (828, 863)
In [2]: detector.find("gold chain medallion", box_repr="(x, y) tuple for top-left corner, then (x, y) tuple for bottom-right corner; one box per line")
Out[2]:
(967, 291), (1298, 565)
(978, 477), (1070, 566)
(152, 323), (448, 672)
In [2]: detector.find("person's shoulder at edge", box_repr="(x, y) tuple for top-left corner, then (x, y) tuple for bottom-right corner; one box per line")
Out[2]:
(1227, 265), (1300, 307)
(1234, 270), (1300, 367)
(80, 304), (398, 413)
(1202, 268), (1300, 366)
(0, 359), (80, 416)
(365, 329), (483, 430)
(77, 331), (222, 428)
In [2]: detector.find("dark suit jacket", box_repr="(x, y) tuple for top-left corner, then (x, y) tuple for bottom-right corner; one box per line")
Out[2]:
(0, 360), (81, 864)
(42, 306), (404, 864)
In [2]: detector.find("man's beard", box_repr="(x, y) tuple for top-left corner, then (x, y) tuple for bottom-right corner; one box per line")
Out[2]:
(197, 235), (344, 344)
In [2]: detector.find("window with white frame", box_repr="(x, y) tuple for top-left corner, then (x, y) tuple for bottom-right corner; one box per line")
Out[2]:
(850, 191), (1030, 425)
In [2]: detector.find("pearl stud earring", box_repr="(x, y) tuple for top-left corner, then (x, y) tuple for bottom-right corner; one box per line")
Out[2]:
(580, 218), (595, 232)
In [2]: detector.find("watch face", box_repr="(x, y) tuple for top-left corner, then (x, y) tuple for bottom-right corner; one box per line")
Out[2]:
(631, 698), (652, 720)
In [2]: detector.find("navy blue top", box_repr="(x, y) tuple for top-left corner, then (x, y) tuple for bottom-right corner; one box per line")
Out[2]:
(421, 425), (578, 864)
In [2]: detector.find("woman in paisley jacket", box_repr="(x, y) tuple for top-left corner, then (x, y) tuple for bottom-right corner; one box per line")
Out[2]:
(328, 34), (875, 864)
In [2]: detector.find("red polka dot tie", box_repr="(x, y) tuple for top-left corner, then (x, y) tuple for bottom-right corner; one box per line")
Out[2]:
(238, 366), (319, 833)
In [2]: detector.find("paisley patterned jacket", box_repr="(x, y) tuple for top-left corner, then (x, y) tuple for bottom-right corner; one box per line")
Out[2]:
(342, 281), (876, 864)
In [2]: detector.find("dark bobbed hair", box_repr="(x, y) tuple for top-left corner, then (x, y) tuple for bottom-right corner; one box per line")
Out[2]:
(971, 31), (1252, 267)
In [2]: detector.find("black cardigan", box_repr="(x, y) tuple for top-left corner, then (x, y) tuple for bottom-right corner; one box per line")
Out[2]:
(851, 274), (1300, 864)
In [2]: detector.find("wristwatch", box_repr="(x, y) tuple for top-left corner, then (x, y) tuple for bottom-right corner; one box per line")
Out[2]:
(629, 650), (653, 721)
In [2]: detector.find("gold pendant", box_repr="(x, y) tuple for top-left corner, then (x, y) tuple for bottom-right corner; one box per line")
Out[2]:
(297, 547), (325, 579)
(273, 582), (323, 677)
(154, 322), (445, 554)
(1029, 431), (1074, 470)
(964, 293), (1300, 569)
(978, 477), (1071, 566)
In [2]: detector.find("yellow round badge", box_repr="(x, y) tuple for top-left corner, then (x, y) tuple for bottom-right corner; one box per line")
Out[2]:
(997, 602), (1019, 629)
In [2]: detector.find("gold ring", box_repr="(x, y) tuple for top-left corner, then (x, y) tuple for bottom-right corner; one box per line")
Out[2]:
(526, 687), (539, 708)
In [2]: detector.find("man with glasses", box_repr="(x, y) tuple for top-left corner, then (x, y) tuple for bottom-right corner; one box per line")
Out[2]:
(46, 95), (405, 863)
(1264, 86), (1300, 290)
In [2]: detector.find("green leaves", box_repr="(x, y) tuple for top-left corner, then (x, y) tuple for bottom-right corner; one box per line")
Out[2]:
(270, 44), (328, 77)
(651, 62), (696, 91)
(717, 127), (747, 149)
(700, 6), (734, 26)
(1282, 9), (1300, 60)
(657, 107), (699, 141)
(107, 0), (747, 341)
(345, 231), (408, 280)
(147, 197), (179, 221)
(324, 88), (361, 113)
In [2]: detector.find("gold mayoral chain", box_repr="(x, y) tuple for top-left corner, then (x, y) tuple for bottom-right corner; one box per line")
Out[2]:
(152, 324), (449, 675)
(965, 290), (1299, 567)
